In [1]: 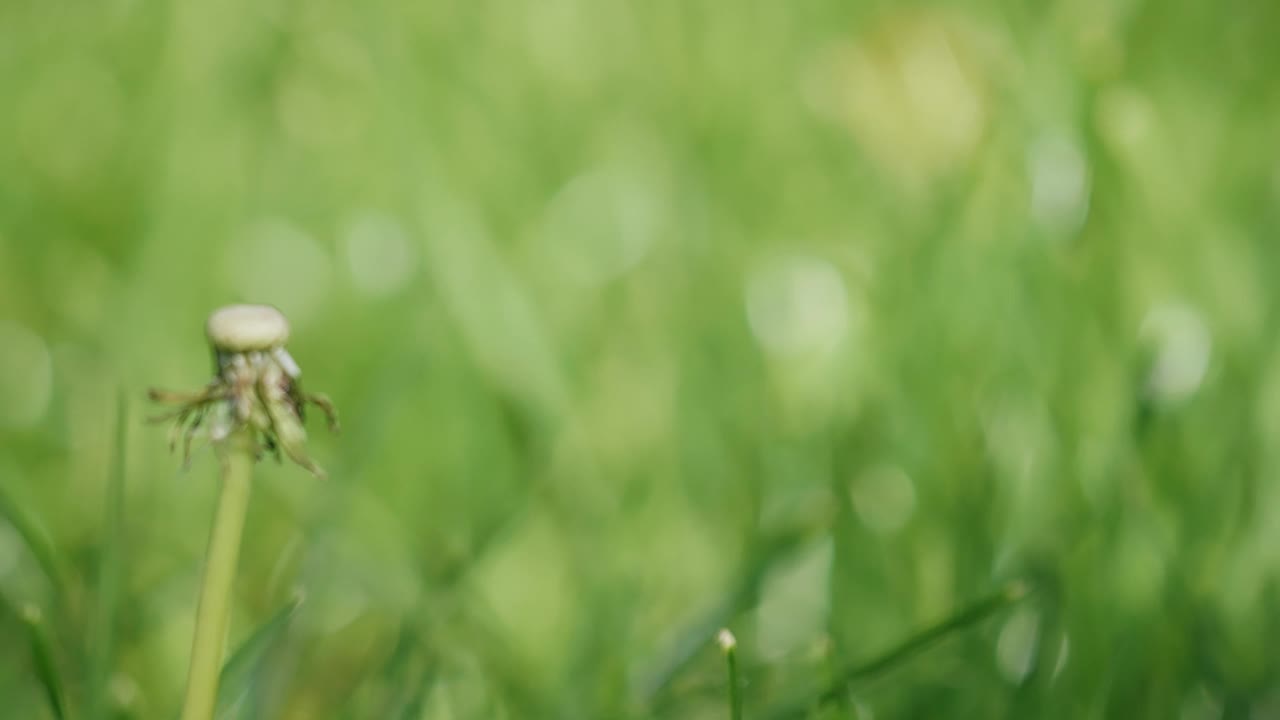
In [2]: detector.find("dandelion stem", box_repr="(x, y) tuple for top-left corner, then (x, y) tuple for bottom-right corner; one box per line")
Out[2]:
(180, 425), (255, 720)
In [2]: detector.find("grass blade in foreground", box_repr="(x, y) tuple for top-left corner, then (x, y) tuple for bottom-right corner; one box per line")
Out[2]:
(214, 592), (305, 720)
(17, 599), (70, 717)
(763, 582), (1030, 720)
(88, 391), (128, 720)
(0, 481), (71, 611)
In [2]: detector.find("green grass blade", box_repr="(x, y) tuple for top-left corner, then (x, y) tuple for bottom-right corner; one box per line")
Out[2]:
(0, 595), (71, 720)
(763, 582), (1030, 720)
(87, 391), (129, 720)
(25, 605), (69, 720)
(0, 481), (70, 610)
(214, 593), (305, 720)
(356, 625), (433, 720)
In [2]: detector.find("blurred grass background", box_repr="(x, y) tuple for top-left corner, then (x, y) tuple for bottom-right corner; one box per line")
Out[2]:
(3, 0), (1280, 717)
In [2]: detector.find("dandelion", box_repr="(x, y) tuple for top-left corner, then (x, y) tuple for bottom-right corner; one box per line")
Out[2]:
(150, 304), (338, 477)
(149, 304), (337, 720)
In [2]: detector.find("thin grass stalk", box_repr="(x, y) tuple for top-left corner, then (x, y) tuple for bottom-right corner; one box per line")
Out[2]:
(718, 629), (743, 720)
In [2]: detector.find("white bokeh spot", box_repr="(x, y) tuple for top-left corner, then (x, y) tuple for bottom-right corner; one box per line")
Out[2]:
(996, 605), (1040, 684)
(745, 255), (850, 358)
(1028, 130), (1091, 236)
(0, 321), (53, 429)
(344, 211), (417, 297)
(850, 464), (917, 534)
(1141, 302), (1211, 404)
(539, 167), (659, 286)
(226, 218), (333, 327)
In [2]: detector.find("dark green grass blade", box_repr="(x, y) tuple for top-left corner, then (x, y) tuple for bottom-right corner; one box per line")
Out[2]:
(0, 480), (70, 610)
(214, 593), (305, 720)
(87, 391), (128, 720)
(0, 594), (69, 720)
(762, 582), (1030, 720)
(0, 443), (75, 720)
(349, 624), (433, 720)
(26, 605), (69, 720)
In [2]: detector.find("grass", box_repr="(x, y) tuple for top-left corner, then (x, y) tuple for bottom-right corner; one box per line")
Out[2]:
(86, 392), (128, 720)
(3, 0), (1280, 717)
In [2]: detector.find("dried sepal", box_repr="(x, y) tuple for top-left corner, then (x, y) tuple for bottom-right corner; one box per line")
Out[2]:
(150, 305), (337, 477)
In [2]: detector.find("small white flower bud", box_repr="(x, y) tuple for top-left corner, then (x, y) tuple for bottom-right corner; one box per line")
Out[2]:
(717, 628), (737, 652)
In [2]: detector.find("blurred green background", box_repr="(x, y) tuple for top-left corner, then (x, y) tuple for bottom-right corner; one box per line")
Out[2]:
(3, 0), (1280, 717)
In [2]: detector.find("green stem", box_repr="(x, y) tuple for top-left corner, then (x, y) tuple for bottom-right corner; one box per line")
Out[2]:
(180, 427), (255, 720)
(88, 392), (128, 720)
(718, 629), (743, 720)
(726, 645), (743, 720)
